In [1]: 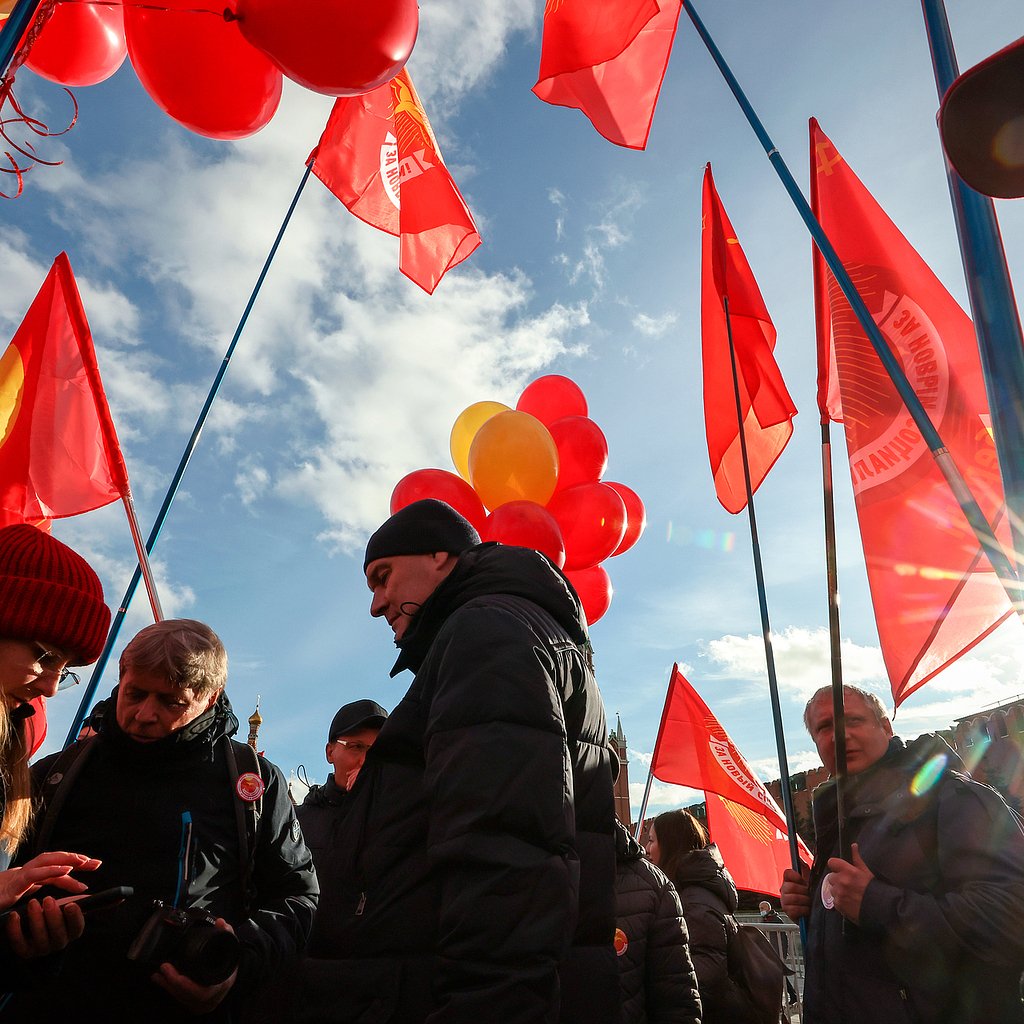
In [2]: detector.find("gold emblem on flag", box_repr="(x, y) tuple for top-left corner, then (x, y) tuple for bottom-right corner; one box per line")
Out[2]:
(0, 344), (25, 448)
(545, 0), (566, 13)
(718, 794), (774, 846)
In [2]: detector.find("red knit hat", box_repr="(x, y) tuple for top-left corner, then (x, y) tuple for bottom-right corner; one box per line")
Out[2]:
(0, 525), (111, 665)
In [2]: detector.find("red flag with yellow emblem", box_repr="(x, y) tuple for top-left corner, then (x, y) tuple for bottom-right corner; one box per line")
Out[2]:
(810, 119), (1012, 706)
(701, 164), (797, 513)
(309, 68), (481, 295)
(650, 665), (811, 893)
(532, 0), (681, 150)
(0, 252), (128, 529)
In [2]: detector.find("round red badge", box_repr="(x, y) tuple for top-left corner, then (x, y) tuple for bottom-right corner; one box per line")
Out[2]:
(614, 927), (628, 956)
(236, 772), (265, 802)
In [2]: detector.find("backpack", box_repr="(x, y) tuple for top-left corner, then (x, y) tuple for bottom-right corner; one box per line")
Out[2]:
(727, 922), (793, 1024)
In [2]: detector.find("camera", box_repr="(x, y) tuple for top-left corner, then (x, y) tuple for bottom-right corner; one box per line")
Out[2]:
(127, 900), (241, 986)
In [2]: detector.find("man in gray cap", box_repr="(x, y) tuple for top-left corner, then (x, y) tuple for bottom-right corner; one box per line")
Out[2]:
(297, 698), (388, 869)
(298, 498), (619, 1024)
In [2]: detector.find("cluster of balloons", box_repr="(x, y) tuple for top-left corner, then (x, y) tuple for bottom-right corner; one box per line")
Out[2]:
(390, 375), (647, 625)
(19, 0), (418, 140)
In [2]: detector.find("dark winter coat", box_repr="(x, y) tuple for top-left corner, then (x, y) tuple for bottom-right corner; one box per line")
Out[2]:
(803, 734), (1024, 1024)
(303, 542), (619, 1024)
(4, 691), (319, 1023)
(614, 822), (701, 1024)
(672, 844), (759, 1024)
(297, 776), (352, 873)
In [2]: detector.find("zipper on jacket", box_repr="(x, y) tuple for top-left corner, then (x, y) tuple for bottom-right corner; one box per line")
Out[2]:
(356, 892), (366, 916)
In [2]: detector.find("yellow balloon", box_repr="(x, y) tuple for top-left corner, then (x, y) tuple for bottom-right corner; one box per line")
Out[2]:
(450, 401), (510, 481)
(468, 410), (559, 510)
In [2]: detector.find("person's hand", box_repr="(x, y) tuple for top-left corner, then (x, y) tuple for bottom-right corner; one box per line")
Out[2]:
(826, 842), (874, 924)
(151, 918), (237, 1015)
(0, 851), (101, 910)
(5, 895), (85, 958)
(780, 863), (811, 920)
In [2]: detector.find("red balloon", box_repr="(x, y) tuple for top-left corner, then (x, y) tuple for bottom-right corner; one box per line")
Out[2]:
(565, 565), (613, 625)
(236, 0), (418, 96)
(516, 375), (588, 427)
(25, 2), (127, 86)
(390, 469), (487, 533)
(606, 482), (647, 556)
(483, 501), (565, 568)
(547, 483), (627, 571)
(549, 416), (609, 493)
(125, 2), (282, 140)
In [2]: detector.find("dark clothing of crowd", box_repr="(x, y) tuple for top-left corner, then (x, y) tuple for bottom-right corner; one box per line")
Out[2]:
(614, 821), (701, 1024)
(803, 734), (1024, 1024)
(3, 692), (318, 1023)
(667, 843), (759, 1024)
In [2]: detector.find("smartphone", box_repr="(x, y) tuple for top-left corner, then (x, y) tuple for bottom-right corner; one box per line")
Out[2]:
(0, 885), (133, 921)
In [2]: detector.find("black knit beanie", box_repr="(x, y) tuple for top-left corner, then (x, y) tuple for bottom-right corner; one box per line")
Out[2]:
(364, 499), (481, 572)
(0, 524), (111, 665)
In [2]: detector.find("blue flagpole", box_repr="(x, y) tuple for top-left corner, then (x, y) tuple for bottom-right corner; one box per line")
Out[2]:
(65, 163), (314, 744)
(919, 0), (1024, 580)
(680, 0), (1024, 620)
(0, 0), (42, 82)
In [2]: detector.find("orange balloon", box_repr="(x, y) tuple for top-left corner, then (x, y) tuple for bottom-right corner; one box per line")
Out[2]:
(468, 411), (559, 510)
(449, 401), (509, 482)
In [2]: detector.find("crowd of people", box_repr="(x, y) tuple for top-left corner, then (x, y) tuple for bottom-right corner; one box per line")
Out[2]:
(0, 500), (1021, 1022)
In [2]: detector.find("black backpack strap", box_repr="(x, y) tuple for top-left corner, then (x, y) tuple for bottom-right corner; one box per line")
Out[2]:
(32, 738), (96, 857)
(224, 738), (263, 916)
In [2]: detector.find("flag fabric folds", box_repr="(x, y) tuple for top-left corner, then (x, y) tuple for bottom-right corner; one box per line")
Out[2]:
(810, 119), (1013, 706)
(0, 252), (129, 529)
(532, 0), (681, 150)
(309, 68), (481, 295)
(701, 164), (798, 514)
(650, 666), (811, 894)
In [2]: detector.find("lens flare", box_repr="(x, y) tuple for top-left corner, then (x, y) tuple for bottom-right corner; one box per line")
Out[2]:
(909, 753), (948, 797)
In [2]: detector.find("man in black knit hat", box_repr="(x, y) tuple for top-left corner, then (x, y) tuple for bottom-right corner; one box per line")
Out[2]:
(299, 498), (620, 1024)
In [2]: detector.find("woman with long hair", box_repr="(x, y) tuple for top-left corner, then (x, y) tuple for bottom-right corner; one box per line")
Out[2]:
(0, 524), (110, 951)
(647, 809), (759, 1024)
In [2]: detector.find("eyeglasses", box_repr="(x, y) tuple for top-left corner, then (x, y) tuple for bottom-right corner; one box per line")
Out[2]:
(331, 740), (373, 754)
(32, 643), (81, 691)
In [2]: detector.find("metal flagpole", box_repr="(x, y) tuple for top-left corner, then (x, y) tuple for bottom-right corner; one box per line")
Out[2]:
(919, 0), (1024, 581)
(634, 663), (684, 841)
(722, 296), (803, 874)
(680, 0), (1024, 621)
(65, 163), (314, 745)
(0, 0), (43, 82)
(121, 492), (164, 621)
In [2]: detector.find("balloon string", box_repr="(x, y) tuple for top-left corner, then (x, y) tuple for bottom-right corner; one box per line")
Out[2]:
(0, 82), (77, 199)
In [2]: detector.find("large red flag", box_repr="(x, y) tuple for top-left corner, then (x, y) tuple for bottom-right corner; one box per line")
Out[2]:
(701, 165), (797, 513)
(309, 68), (481, 295)
(651, 667), (798, 838)
(532, 0), (681, 150)
(705, 793), (804, 896)
(0, 252), (129, 528)
(810, 119), (1013, 706)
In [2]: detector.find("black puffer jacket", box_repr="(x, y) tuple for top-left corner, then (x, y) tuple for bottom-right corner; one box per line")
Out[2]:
(804, 734), (1024, 1024)
(304, 543), (619, 1024)
(614, 822), (701, 1024)
(672, 844), (758, 1024)
(6, 691), (319, 1023)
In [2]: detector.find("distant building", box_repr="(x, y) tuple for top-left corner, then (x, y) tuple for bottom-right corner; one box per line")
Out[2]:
(609, 714), (632, 828)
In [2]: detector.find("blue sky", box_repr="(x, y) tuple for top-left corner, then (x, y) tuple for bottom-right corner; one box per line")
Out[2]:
(5, 0), (1024, 815)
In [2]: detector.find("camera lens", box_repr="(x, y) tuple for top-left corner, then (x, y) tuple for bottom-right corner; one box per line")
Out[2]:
(177, 923), (241, 986)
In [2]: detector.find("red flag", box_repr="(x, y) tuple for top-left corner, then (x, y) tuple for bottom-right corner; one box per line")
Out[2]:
(532, 0), (681, 150)
(810, 119), (1013, 706)
(701, 165), (797, 513)
(0, 252), (129, 529)
(309, 68), (481, 295)
(705, 793), (805, 896)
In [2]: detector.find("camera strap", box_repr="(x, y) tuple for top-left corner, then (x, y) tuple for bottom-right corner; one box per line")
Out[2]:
(224, 738), (263, 917)
(32, 737), (96, 856)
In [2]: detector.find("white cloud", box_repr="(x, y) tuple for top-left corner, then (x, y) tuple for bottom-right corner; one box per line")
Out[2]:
(632, 311), (678, 338)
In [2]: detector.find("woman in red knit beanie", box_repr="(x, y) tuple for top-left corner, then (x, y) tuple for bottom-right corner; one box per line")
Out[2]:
(0, 524), (110, 941)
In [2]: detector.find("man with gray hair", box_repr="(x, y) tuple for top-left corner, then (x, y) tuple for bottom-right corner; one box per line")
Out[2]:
(5, 619), (318, 1023)
(781, 683), (1024, 1022)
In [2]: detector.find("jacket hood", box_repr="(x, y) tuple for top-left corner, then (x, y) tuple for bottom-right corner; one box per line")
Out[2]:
(614, 819), (645, 864)
(673, 843), (738, 911)
(391, 542), (591, 675)
(98, 685), (238, 759)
